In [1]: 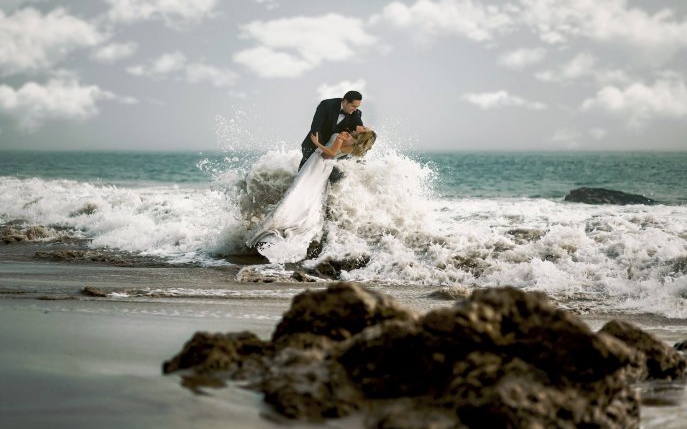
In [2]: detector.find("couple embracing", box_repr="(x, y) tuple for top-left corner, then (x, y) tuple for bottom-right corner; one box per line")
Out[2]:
(247, 91), (377, 263)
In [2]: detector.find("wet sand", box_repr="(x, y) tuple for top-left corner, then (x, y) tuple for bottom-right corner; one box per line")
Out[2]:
(0, 265), (345, 429)
(1, 244), (687, 428)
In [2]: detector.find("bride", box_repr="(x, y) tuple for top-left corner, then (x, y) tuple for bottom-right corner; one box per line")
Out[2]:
(247, 128), (377, 263)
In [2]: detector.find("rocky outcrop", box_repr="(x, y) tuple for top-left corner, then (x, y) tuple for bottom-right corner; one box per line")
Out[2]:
(271, 282), (417, 342)
(449, 255), (490, 278)
(164, 283), (686, 428)
(81, 286), (108, 297)
(310, 256), (371, 279)
(262, 347), (361, 419)
(33, 249), (171, 267)
(564, 187), (657, 205)
(163, 331), (268, 379)
(2, 225), (57, 243)
(668, 255), (687, 276)
(69, 203), (98, 217)
(506, 228), (546, 244)
(1, 221), (83, 244)
(600, 319), (686, 380)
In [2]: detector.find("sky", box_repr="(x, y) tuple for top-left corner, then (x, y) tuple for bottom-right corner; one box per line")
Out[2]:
(0, 0), (686, 152)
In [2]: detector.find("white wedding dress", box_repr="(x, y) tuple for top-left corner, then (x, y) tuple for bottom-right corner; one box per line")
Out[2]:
(247, 134), (345, 263)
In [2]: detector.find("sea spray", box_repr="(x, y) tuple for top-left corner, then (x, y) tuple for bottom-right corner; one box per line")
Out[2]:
(0, 176), (239, 265)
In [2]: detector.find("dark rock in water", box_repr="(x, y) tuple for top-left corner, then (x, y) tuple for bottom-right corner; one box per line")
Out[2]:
(2, 225), (56, 243)
(600, 319), (687, 380)
(564, 187), (657, 205)
(674, 340), (687, 352)
(69, 203), (98, 217)
(1, 227), (24, 243)
(450, 255), (489, 278)
(0, 223), (83, 244)
(81, 286), (108, 297)
(271, 282), (416, 342)
(506, 228), (546, 244)
(305, 240), (322, 259)
(427, 285), (470, 300)
(163, 331), (268, 379)
(163, 283), (686, 428)
(312, 255), (371, 279)
(35, 250), (82, 260)
(668, 255), (687, 276)
(290, 270), (318, 282)
(33, 249), (172, 268)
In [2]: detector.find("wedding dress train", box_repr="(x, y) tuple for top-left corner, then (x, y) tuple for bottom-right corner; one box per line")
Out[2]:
(246, 134), (344, 263)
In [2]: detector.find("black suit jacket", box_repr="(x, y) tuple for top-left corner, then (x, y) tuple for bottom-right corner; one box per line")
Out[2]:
(301, 98), (363, 150)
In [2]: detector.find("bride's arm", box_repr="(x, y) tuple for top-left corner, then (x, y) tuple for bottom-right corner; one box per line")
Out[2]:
(310, 132), (344, 157)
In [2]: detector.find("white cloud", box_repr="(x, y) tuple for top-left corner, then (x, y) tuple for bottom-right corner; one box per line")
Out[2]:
(536, 52), (597, 83)
(128, 52), (237, 87)
(536, 53), (630, 85)
(127, 52), (186, 77)
(519, 0), (687, 63)
(0, 8), (105, 76)
(92, 42), (138, 64)
(234, 14), (376, 78)
(185, 63), (238, 87)
(581, 78), (687, 127)
(233, 47), (311, 79)
(106, 0), (218, 29)
(498, 47), (546, 70)
(0, 77), (135, 131)
(376, 0), (516, 44)
(462, 90), (546, 110)
(317, 80), (367, 101)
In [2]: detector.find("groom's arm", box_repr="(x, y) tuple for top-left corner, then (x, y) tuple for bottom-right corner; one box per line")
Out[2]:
(352, 110), (364, 133)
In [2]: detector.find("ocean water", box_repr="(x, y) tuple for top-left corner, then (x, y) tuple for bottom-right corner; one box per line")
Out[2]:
(1, 147), (686, 317)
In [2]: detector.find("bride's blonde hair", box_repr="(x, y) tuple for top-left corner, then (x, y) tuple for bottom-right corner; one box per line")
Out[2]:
(349, 129), (376, 157)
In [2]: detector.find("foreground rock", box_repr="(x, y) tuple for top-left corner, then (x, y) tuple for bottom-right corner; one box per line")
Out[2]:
(164, 283), (686, 428)
(600, 320), (686, 380)
(272, 282), (416, 342)
(163, 332), (268, 379)
(564, 187), (657, 205)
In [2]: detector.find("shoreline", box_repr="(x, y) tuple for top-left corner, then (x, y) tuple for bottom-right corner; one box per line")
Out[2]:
(2, 247), (687, 428)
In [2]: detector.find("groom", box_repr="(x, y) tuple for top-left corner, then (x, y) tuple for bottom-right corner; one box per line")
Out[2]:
(298, 90), (366, 171)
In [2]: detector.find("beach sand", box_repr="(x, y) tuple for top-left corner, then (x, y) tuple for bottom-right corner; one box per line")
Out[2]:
(2, 244), (687, 428)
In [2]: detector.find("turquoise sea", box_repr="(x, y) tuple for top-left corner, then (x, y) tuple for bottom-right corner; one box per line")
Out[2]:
(1, 150), (685, 204)
(1, 148), (686, 317)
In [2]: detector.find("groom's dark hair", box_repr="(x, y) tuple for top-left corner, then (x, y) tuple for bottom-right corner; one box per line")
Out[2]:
(343, 91), (362, 102)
